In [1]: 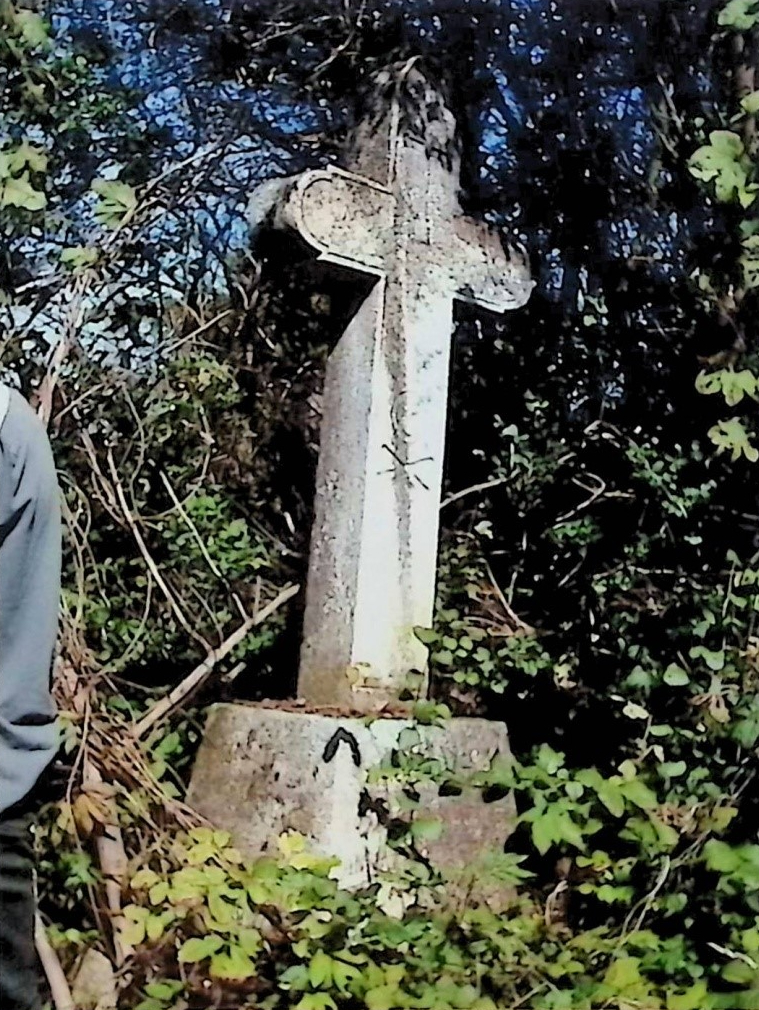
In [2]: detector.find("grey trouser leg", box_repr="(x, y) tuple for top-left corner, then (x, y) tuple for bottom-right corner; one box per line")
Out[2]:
(0, 804), (39, 1010)
(0, 390), (60, 813)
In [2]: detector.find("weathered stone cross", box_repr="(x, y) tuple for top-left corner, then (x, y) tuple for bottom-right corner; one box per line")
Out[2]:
(279, 71), (533, 712)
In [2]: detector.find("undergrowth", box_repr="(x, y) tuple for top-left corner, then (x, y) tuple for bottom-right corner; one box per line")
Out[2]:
(4, 1), (759, 1009)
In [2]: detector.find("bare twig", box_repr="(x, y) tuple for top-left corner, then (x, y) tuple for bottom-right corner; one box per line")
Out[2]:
(106, 449), (207, 649)
(440, 476), (509, 510)
(484, 559), (534, 634)
(133, 583), (299, 739)
(159, 470), (247, 620)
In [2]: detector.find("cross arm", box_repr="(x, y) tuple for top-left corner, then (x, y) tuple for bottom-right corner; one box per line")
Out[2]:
(276, 166), (394, 277)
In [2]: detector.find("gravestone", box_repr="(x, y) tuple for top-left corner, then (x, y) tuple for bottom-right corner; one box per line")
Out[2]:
(188, 70), (533, 894)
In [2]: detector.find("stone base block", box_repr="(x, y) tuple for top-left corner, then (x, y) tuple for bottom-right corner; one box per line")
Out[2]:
(187, 704), (516, 899)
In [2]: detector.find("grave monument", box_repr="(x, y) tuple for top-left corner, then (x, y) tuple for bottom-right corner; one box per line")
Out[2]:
(188, 69), (534, 891)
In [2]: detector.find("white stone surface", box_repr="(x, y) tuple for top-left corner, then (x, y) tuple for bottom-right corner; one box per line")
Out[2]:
(187, 704), (516, 895)
(71, 949), (117, 1010)
(276, 71), (534, 711)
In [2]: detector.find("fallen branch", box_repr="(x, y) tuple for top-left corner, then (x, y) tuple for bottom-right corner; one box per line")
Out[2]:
(35, 914), (75, 1010)
(133, 583), (300, 740)
(84, 760), (132, 967)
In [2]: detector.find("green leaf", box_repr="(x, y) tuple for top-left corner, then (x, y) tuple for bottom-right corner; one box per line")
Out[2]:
(689, 131), (757, 205)
(603, 956), (643, 992)
(704, 839), (741, 873)
(210, 945), (256, 980)
(666, 981), (709, 1010)
(743, 90), (759, 115)
(144, 981), (183, 1002)
(365, 986), (399, 1010)
(414, 626), (438, 645)
(178, 935), (223, 964)
(663, 665), (690, 687)
(238, 927), (262, 957)
(296, 996), (338, 1010)
(309, 951), (334, 989)
(332, 960), (363, 993)
(659, 760), (687, 779)
(597, 782), (626, 819)
(719, 0), (759, 30)
(7, 141), (47, 175)
(696, 368), (759, 406)
(0, 174), (46, 211)
(14, 10), (50, 49)
(92, 179), (137, 228)
(620, 779), (658, 810)
(690, 645), (726, 671)
(708, 418), (759, 462)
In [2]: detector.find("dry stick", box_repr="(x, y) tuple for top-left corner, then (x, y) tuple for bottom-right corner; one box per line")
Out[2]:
(35, 914), (76, 1010)
(484, 558), (534, 634)
(133, 583), (300, 740)
(83, 760), (133, 967)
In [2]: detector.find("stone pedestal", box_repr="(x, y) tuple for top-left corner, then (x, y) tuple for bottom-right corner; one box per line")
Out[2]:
(187, 704), (516, 896)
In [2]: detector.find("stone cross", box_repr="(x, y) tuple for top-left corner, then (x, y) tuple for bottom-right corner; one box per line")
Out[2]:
(277, 71), (533, 712)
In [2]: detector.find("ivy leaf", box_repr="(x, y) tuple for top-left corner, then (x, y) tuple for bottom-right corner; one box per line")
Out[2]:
(708, 418), (759, 462)
(719, 0), (759, 30)
(309, 951), (334, 989)
(0, 174), (46, 211)
(696, 368), (759, 406)
(332, 960), (363, 993)
(689, 131), (757, 205)
(7, 141), (47, 175)
(92, 179), (137, 228)
(742, 90), (759, 115)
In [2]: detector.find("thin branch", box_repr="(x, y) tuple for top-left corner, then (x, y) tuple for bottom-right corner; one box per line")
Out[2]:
(133, 583), (299, 740)
(106, 449), (207, 649)
(440, 476), (508, 510)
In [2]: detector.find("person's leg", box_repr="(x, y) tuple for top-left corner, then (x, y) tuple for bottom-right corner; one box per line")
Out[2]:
(0, 802), (40, 1010)
(0, 391), (61, 1010)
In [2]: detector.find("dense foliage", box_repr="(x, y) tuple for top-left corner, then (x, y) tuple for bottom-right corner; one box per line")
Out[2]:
(5, 1), (759, 1008)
